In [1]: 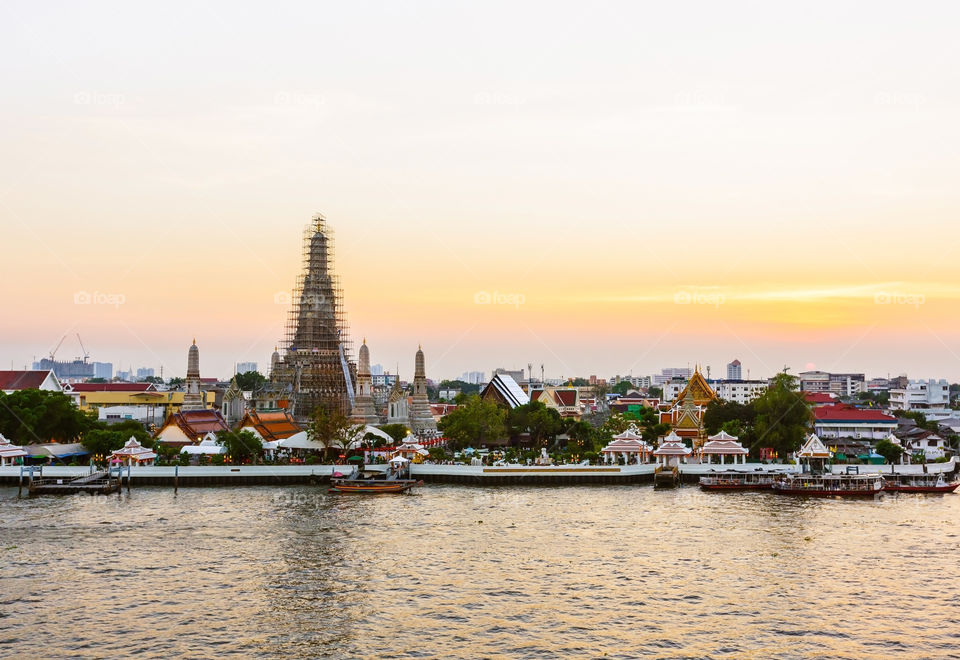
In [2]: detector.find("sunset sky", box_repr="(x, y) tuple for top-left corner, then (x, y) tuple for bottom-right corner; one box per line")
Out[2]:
(2, 2), (959, 381)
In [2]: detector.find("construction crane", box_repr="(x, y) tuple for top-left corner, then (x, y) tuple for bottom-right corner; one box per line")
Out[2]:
(76, 333), (90, 363)
(48, 334), (67, 361)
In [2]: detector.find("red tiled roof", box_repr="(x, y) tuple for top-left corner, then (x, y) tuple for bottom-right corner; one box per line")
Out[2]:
(554, 390), (578, 406)
(804, 392), (836, 404)
(814, 405), (896, 423)
(237, 410), (300, 441)
(0, 370), (53, 390)
(430, 404), (457, 416)
(162, 409), (229, 441)
(70, 383), (155, 392)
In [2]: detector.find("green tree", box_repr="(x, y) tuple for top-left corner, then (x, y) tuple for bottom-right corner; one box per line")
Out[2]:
(612, 381), (634, 395)
(875, 437), (904, 465)
(235, 370), (267, 391)
(427, 446), (448, 462)
(143, 376), (164, 384)
(751, 371), (812, 458)
(167, 377), (185, 389)
(600, 413), (631, 436)
(0, 390), (95, 443)
(702, 399), (756, 435)
(565, 420), (596, 454)
(218, 429), (262, 464)
(379, 423), (410, 444)
(81, 429), (128, 460)
(102, 419), (153, 447)
(507, 400), (564, 446)
(648, 387), (663, 399)
(438, 395), (506, 449)
(438, 379), (481, 395)
(307, 406), (362, 459)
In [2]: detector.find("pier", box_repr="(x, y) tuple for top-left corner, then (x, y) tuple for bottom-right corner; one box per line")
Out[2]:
(1, 458), (954, 489)
(20, 465), (129, 496)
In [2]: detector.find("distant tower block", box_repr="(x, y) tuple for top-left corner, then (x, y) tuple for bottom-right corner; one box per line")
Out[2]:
(182, 339), (205, 411)
(351, 339), (380, 425)
(408, 345), (437, 436)
(272, 214), (356, 422)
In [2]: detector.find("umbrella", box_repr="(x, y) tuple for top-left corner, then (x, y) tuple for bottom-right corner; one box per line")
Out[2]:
(389, 456), (410, 464)
(347, 455), (364, 463)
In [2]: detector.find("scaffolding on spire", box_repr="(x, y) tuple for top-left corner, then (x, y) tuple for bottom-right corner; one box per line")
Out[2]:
(273, 214), (356, 422)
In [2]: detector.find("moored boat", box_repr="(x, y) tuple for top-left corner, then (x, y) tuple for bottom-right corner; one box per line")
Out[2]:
(699, 471), (780, 491)
(772, 473), (883, 497)
(883, 472), (960, 494)
(328, 465), (423, 495)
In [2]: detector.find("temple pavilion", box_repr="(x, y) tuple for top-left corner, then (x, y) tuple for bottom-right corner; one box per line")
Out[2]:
(653, 430), (692, 467)
(600, 426), (653, 464)
(699, 430), (750, 465)
(0, 433), (28, 466)
(796, 433), (832, 473)
(659, 367), (716, 447)
(109, 437), (158, 466)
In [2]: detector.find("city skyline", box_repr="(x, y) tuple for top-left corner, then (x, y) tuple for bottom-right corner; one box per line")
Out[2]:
(3, 2), (960, 380)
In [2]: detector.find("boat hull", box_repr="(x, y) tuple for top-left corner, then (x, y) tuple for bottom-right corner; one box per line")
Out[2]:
(884, 483), (959, 494)
(699, 483), (772, 491)
(772, 486), (881, 497)
(328, 479), (422, 494)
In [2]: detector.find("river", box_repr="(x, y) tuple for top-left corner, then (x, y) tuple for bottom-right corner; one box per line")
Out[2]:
(2, 485), (959, 658)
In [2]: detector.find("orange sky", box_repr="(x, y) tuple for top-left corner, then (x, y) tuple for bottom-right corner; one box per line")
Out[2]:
(2, 2), (960, 380)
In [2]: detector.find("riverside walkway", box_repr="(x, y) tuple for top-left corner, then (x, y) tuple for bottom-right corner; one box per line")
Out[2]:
(1, 459), (953, 488)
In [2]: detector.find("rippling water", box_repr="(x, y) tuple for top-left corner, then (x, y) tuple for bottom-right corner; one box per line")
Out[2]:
(2, 484), (959, 658)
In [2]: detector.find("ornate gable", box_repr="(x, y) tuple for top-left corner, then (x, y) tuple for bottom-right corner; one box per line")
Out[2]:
(675, 367), (717, 406)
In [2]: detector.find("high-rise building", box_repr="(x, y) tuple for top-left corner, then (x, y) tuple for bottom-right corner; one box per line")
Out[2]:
(271, 214), (356, 422)
(93, 362), (113, 380)
(726, 360), (742, 380)
(33, 358), (94, 380)
(235, 362), (258, 374)
(370, 363), (384, 376)
(136, 367), (155, 380)
(460, 371), (486, 384)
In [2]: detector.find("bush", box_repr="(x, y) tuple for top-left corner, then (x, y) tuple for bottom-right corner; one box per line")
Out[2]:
(211, 454), (225, 465)
(305, 455), (317, 465)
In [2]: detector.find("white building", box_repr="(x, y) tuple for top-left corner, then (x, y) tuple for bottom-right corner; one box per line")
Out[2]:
(889, 379), (950, 411)
(235, 362), (258, 374)
(813, 405), (897, 440)
(903, 432), (949, 462)
(798, 371), (865, 397)
(726, 360), (742, 380)
(662, 379), (767, 404)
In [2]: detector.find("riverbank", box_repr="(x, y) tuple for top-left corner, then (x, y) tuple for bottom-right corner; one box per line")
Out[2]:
(2, 458), (954, 487)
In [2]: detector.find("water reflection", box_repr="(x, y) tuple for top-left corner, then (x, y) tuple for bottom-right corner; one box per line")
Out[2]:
(1, 485), (958, 658)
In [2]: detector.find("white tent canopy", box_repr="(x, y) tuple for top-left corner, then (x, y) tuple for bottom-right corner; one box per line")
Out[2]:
(181, 436), (227, 455)
(389, 455), (410, 464)
(277, 432), (326, 450)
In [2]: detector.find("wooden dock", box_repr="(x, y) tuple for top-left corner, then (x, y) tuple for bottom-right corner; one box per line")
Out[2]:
(21, 466), (125, 496)
(654, 466), (680, 488)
